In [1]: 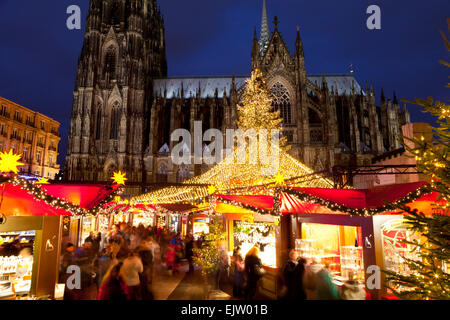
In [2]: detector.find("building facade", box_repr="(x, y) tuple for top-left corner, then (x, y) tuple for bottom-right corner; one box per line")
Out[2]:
(66, 0), (410, 189)
(0, 97), (61, 179)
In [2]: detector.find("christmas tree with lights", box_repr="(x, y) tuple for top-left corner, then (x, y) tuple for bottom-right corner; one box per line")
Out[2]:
(384, 18), (450, 300)
(236, 68), (289, 151)
(192, 215), (226, 280)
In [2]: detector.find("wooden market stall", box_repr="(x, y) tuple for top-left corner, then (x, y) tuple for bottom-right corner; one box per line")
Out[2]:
(0, 178), (119, 300)
(213, 181), (441, 300)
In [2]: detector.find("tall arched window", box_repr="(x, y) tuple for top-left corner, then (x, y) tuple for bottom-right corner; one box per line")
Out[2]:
(95, 106), (102, 140)
(105, 46), (117, 78)
(309, 108), (323, 143)
(110, 102), (120, 140)
(156, 162), (168, 183)
(271, 82), (292, 125)
(177, 164), (190, 183)
(110, 1), (121, 25)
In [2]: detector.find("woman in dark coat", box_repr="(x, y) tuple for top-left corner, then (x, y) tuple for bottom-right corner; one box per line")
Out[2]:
(282, 249), (298, 300)
(244, 245), (264, 300)
(232, 247), (245, 297)
(294, 257), (307, 300)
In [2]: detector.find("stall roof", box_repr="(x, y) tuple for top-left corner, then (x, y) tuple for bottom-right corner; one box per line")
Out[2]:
(215, 182), (439, 215)
(0, 182), (119, 217)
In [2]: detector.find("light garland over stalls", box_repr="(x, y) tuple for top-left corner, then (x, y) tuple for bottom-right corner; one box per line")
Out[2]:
(132, 144), (333, 205)
(278, 185), (433, 217)
(211, 185), (433, 217)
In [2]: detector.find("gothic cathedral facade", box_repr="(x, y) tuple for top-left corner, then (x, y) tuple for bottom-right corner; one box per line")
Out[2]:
(66, 0), (410, 190)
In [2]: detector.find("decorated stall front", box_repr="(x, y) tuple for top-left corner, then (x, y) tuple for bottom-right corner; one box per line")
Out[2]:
(213, 181), (440, 300)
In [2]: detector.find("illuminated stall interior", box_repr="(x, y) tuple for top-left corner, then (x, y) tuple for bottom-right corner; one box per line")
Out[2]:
(0, 178), (119, 299)
(132, 211), (155, 227)
(297, 224), (364, 283)
(0, 231), (35, 298)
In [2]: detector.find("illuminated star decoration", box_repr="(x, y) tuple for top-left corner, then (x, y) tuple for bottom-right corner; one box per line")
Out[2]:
(36, 177), (50, 184)
(0, 150), (25, 174)
(274, 172), (285, 185)
(111, 171), (127, 185)
(208, 185), (217, 195)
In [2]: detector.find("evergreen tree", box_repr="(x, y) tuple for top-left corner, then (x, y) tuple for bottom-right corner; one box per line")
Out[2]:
(384, 18), (450, 300)
(192, 215), (226, 279)
(236, 68), (289, 150)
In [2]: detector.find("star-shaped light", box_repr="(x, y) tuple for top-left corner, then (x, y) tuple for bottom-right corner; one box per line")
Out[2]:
(0, 150), (24, 174)
(274, 172), (285, 185)
(208, 185), (217, 195)
(111, 170), (127, 185)
(36, 177), (50, 184)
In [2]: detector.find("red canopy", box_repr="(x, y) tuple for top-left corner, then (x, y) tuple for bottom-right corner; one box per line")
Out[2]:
(0, 182), (119, 217)
(215, 182), (438, 215)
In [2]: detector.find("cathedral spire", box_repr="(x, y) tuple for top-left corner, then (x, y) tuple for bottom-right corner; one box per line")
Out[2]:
(259, 0), (270, 56)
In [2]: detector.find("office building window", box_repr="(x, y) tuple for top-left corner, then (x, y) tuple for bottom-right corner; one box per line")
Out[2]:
(36, 150), (41, 164)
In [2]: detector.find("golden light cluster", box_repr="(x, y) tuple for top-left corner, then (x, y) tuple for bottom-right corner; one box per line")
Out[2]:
(111, 171), (127, 185)
(0, 150), (24, 174)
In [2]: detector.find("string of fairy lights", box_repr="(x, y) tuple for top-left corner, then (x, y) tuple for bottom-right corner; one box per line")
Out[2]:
(132, 144), (334, 205)
(0, 150), (122, 217)
(211, 185), (433, 217)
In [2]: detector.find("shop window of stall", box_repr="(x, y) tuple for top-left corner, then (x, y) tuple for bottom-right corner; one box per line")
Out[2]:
(132, 213), (154, 228)
(233, 220), (277, 267)
(0, 230), (35, 299)
(296, 223), (365, 285)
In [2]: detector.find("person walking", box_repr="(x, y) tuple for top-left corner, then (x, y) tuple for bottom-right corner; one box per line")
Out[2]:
(165, 245), (176, 275)
(304, 258), (338, 300)
(97, 262), (128, 300)
(232, 246), (245, 298)
(216, 242), (230, 290)
(339, 271), (366, 300)
(282, 249), (298, 300)
(294, 257), (307, 300)
(137, 238), (154, 300)
(244, 245), (265, 300)
(185, 235), (195, 274)
(120, 250), (144, 300)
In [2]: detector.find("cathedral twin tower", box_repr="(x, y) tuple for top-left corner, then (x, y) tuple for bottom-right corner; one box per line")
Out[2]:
(66, 0), (410, 190)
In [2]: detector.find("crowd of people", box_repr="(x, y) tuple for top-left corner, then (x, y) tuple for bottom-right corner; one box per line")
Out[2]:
(60, 223), (198, 300)
(229, 246), (366, 300)
(59, 223), (365, 301)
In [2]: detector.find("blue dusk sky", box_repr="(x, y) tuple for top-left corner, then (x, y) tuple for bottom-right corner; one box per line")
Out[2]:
(0, 0), (449, 166)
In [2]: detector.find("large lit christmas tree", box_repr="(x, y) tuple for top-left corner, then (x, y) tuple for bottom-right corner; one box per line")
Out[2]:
(236, 68), (289, 151)
(384, 18), (450, 300)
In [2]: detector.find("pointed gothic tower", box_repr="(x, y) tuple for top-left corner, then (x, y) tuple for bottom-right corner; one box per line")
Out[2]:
(259, 0), (270, 56)
(66, 0), (167, 184)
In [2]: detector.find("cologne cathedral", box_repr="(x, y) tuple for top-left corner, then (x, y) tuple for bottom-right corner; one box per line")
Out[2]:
(65, 0), (410, 190)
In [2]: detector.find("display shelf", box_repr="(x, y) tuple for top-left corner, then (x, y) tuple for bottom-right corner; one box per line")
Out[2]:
(340, 246), (364, 280)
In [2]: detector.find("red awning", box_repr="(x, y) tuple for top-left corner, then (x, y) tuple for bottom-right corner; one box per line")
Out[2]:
(216, 194), (274, 212)
(214, 182), (438, 215)
(40, 183), (120, 210)
(0, 182), (119, 217)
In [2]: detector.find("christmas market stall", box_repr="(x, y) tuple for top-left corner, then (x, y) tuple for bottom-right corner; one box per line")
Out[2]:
(0, 176), (119, 300)
(213, 181), (440, 300)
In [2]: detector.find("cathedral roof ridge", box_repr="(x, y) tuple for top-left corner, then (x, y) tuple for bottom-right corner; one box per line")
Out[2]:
(155, 75), (249, 80)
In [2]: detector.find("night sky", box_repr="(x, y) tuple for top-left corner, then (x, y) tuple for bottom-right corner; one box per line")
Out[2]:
(0, 0), (449, 168)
